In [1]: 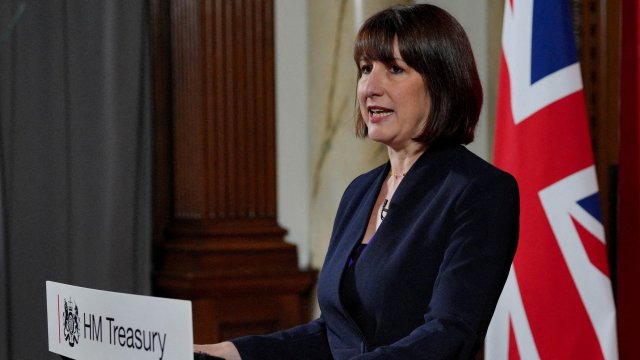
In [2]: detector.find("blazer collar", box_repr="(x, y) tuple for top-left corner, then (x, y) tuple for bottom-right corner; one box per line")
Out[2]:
(386, 144), (459, 206)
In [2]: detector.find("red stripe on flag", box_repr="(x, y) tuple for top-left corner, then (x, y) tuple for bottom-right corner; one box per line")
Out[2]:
(571, 217), (610, 277)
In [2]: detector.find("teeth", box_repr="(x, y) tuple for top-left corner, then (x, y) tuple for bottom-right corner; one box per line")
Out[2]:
(370, 109), (392, 115)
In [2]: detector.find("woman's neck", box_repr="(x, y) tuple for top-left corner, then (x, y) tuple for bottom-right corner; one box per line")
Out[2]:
(387, 143), (426, 177)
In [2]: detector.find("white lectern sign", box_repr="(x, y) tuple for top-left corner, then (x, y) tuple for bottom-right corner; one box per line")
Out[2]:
(46, 281), (193, 360)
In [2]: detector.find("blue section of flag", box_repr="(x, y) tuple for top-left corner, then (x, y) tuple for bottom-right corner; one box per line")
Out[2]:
(531, 0), (578, 84)
(578, 193), (603, 222)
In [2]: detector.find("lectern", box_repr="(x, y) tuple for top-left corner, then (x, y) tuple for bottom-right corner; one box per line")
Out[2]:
(61, 354), (224, 359)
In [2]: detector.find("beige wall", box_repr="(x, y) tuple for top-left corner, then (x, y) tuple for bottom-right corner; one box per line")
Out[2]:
(275, 0), (503, 270)
(275, 0), (312, 267)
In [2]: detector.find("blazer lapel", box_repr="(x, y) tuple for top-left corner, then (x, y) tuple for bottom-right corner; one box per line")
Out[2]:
(330, 162), (390, 305)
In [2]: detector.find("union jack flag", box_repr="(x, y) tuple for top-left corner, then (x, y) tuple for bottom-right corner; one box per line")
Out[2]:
(486, 0), (618, 359)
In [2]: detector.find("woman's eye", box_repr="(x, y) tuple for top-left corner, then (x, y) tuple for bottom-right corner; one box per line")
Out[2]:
(360, 64), (372, 74)
(389, 65), (404, 74)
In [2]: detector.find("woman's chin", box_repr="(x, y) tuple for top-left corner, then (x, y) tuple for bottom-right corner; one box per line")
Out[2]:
(367, 134), (390, 145)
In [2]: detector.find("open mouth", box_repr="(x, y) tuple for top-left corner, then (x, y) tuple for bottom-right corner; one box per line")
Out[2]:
(368, 106), (394, 121)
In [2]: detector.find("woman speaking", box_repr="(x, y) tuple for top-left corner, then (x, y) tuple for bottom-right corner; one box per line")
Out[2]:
(195, 4), (519, 359)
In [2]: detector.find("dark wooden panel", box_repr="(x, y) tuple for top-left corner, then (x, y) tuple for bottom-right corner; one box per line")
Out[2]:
(171, 0), (206, 219)
(166, 0), (280, 223)
(150, 0), (316, 343)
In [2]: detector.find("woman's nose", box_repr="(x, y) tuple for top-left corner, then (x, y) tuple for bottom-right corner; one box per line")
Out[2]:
(359, 67), (384, 98)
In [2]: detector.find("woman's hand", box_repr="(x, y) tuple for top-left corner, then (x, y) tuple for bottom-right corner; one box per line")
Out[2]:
(194, 341), (241, 360)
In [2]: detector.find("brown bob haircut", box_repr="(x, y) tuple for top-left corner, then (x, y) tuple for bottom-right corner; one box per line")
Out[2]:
(354, 4), (483, 148)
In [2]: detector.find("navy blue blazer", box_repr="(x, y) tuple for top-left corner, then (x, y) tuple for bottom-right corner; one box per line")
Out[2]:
(233, 145), (519, 359)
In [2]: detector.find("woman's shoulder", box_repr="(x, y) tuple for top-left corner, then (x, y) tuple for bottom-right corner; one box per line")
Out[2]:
(429, 146), (519, 215)
(421, 145), (518, 195)
(337, 162), (388, 204)
(442, 145), (515, 181)
(341, 162), (387, 191)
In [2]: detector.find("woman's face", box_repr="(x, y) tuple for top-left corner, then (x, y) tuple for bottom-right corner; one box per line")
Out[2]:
(357, 41), (431, 150)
